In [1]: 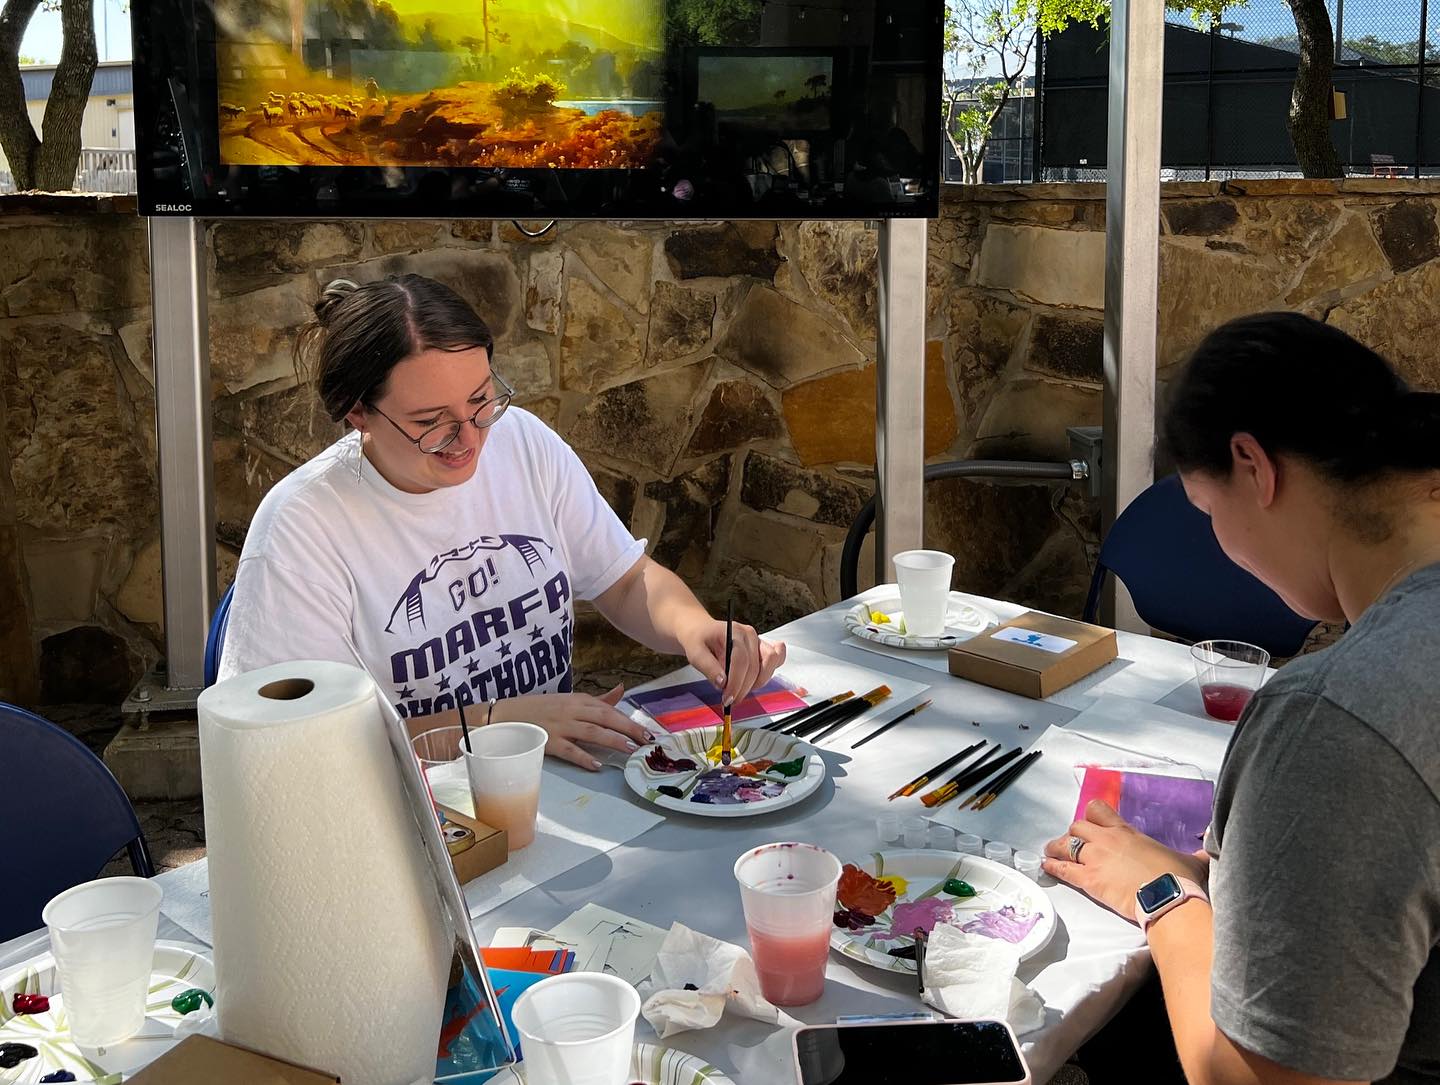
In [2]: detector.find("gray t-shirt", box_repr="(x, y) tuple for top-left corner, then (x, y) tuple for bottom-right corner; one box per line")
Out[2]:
(1208, 564), (1440, 1083)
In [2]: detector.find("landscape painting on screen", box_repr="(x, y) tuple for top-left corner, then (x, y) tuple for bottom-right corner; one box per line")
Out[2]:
(214, 0), (665, 167)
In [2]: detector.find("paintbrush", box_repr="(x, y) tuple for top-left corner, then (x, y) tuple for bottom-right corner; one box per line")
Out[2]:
(888, 740), (988, 800)
(919, 746), (1022, 809)
(914, 927), (928, 995)
(458, 699), (473, 753)
(721, 599), (734, 766)
(850, 699), (933, 750)
(968, 751), (1043, 810)
(802, 685), (892, 742)
(776, 688), (872, 737)
(763, 690), (854, 732)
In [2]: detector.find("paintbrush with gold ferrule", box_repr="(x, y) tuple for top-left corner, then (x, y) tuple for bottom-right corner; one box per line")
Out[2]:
(919, 746), (1022, 809)
(720, 599), (734, 766)
(805, 685), (894, 743)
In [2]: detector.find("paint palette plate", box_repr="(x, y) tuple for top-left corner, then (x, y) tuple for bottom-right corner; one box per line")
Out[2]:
(487, 1041), (734, 1084)
(844, 590), (1001, 650)
(624, 725), (825, 818)
(0, 940), (214, 1084)
(829, 850), (1055, 974)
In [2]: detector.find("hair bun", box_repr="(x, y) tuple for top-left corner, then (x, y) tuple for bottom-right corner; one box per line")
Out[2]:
(313, 278), (360, 326)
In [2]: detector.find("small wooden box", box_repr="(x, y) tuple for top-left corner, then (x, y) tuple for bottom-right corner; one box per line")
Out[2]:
(948, 612), (1118, 699)
(128, 1035), (340, 1084)
(438, 803), (508, 884)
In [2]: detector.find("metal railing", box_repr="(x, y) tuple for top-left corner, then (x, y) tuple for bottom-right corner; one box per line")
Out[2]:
(0, 147), (137, 194)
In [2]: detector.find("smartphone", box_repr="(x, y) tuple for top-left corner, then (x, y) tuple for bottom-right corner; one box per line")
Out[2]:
(792, 1019), (1031, 1085)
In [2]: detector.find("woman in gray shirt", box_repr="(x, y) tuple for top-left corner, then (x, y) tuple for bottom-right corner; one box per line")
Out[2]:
(1045, 312), (1440, 1085)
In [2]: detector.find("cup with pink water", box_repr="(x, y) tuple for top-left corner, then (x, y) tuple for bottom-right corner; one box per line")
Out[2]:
(1192, 639), (1270, 722)
(733, 841), (842, 1007)
(464, 721), (547, 850)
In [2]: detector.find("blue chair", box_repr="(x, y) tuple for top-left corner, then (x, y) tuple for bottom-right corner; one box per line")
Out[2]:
(0, 703), (156, 942)
(1082, 474), (1318, 659)
(203, 582), (235, 687)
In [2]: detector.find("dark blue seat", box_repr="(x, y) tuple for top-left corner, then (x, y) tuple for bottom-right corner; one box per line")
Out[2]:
(1083, 474), (1318, 659)
(0, 703), (155, 942)
(204, 582), (235, 687)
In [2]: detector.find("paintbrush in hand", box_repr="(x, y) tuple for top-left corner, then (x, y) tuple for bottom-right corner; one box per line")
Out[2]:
(720, 599), (734, 766)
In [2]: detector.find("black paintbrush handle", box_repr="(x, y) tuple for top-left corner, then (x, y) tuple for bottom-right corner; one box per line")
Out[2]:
(782, 697), (858, 737)
(850, 701), (927, 749)
(913, 740), (988, 783)
(980, 751), (1043, 804)
(795, 697), (871, 739)
(809, 699), (878, 743)
(765, 694), (851, 732)
(944, 746), (1021, 795)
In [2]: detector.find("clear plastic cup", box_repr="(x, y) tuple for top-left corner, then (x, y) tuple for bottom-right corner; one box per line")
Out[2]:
(876, 812), (901, 846)
(43, 876), (163, 1047)
(1192, 640), (1270, 722)
(464, 722), (547, 851)
(956, 832), (984, 857)
(511, 971), (640, 1085)
(902, 816), (928, 849)
(928, 823), (957, 851)
(1013, 850), (1042, 881)
(734, 842), (842, 1007)
(892, 550), (956, 638)
(412, 724), (471, 811)
(984, 840), (1013, 866)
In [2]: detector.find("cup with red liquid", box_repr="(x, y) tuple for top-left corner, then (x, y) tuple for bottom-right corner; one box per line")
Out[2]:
(1191, 639), (1270, 722)
(733, 842), (842, 1007)
(464, 721), (547, 850)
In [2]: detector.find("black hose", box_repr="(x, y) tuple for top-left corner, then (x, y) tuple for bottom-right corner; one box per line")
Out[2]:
(839, 460), (1082, 600)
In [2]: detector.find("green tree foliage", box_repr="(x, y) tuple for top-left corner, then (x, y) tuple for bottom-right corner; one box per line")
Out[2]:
(667, 0), (761, 45)
(944, 0), (1037, 183)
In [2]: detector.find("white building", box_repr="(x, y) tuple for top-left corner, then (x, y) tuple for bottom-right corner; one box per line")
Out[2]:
(0, 59), (136, 191)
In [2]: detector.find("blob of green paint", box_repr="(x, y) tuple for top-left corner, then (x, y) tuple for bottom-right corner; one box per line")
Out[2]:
(768, 756), (806, 778)
(171, 988), (214, 1015)
(943, 879), (976, 898)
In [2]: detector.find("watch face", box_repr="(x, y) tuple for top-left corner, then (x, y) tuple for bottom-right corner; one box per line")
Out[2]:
(1137, 873), (1184, 914)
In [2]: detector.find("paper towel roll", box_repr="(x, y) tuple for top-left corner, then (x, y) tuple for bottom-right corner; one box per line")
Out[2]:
(198, 661), (450, 1085)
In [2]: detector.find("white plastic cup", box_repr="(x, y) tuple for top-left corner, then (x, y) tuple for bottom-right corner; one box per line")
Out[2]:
(464, 721), (547, 851)
(928, 823), (957, 851)
(876, 812), (901, 846)
(43, 877), (162, 1047)
(511, 971), (640, 1085)
(1013, 850), (1042, 881)
(412, 724), (471, 811)
(892, 550), (956, 638)
(956, 832), (984, 857)
(902, 816), (928, 849)
(984, 840), (1013, 866)
(734, 842), (842, 1007)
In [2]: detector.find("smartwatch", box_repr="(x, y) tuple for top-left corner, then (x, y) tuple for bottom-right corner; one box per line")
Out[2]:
(1135, 873), (1209, 933)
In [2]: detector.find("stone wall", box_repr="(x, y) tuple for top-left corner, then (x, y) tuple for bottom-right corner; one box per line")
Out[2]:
(5, 179), (1439, 705)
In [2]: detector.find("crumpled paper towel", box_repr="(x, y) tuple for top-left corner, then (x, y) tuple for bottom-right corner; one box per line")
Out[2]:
(637, 922), (781, 1038)
(920, 923), (1047, 1035)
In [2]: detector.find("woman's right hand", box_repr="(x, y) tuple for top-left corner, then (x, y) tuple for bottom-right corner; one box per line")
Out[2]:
(492, 685), (654, 770)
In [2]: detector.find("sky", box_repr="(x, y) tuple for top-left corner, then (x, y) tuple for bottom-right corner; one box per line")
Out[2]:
(21, 0), (131, 64)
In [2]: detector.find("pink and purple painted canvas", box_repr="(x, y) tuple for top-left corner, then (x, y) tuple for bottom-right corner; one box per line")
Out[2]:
(1074, 767), (1215, 853)
(627, 677), (809, 733)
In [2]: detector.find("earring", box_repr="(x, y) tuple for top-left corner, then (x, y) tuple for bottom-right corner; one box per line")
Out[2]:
(352, 434), (365, 483)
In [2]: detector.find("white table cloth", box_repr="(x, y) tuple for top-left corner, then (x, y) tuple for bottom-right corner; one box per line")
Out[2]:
(1, 588), (1239, 1084)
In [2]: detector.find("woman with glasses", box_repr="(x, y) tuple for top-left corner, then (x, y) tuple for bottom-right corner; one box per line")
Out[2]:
(219, 274), (785, 768)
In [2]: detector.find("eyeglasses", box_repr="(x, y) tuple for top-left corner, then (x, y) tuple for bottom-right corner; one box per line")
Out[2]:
(368, 373), (515, 454)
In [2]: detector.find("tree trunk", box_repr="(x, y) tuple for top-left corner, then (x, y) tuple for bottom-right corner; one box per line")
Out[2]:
(0, 0), (44, 190)
(32, 0), (96, 190)
(1287, 0), (1344, 178)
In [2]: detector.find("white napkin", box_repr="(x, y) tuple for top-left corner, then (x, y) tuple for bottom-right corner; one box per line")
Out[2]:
(920, 923), (1047, 1035)
(637, 922), (780, 1038)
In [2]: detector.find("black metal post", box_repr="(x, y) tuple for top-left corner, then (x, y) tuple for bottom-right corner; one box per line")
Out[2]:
(1033, 37), (1044, 182)
(1206, 18), (1217, 180)
(1419, 0), (1429, 179)
(1334, 0), (1344, 60)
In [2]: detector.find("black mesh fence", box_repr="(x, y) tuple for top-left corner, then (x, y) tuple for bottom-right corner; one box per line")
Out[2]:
(1039, 0), (1440, 180)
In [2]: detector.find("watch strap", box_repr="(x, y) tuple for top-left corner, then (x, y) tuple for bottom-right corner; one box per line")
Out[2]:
(1136, 875), (1209, 932)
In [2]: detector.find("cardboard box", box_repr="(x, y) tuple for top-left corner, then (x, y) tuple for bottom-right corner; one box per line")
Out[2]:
(948, 611), (1117, 699)
(128, 1035), (340, 1084)
(439, 803), (508, 883)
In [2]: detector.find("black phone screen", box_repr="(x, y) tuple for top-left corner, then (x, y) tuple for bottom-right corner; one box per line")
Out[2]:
(795, 1021), (1027, 1085)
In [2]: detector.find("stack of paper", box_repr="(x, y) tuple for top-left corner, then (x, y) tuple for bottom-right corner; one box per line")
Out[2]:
(492, 904), (668, 986)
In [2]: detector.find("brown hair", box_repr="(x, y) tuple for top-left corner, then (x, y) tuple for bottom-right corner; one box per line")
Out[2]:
(296, 274), (496, 422)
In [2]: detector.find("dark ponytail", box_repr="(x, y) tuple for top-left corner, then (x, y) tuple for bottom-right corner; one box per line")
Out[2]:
(1159, 312), (1440, 483)
(296, 274), (496, 423)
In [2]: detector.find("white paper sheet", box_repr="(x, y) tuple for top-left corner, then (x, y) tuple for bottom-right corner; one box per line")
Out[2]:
(546, 904), (669, 985)
(155, 858), (215, 946)
(924, 695), (1234, 855)
(440, 771), (666, 920)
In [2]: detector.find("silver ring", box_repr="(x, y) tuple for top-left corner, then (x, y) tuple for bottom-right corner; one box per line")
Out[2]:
(1068, 835), (1086, 862)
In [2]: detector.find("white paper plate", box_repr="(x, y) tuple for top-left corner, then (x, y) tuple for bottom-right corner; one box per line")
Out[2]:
(0, 940), (214, 1084)
(829, 850), (1055, 974)
(844, 590), (1000, 650)
(488, 1040), (735, 1084)
(624, 725), (825, 819)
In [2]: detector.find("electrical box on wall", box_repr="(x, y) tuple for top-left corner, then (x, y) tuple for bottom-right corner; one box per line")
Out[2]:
(1067, 426), (1103, 498)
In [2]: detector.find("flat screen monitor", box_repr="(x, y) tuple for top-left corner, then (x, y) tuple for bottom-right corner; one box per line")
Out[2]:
(131, 0), (942, 218)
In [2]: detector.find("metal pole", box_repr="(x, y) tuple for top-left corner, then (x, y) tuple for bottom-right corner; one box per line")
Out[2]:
(1418, 0), (1428, 180)
(1334, 0), (1344, 61)
(147, 216), (216, 692)
(1205, 18), (1217, 181)
(1033, 39), (1044, 181)
(873, 218), (927, 586)
(1101, 0), (1163, 631)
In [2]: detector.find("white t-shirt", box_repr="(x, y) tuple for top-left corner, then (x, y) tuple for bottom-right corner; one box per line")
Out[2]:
(218, 408), (646, 720)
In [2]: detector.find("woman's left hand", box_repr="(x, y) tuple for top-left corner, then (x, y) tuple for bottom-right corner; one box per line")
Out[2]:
(1043, 800), (1212, 922)
(681, 617), (786, 708)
